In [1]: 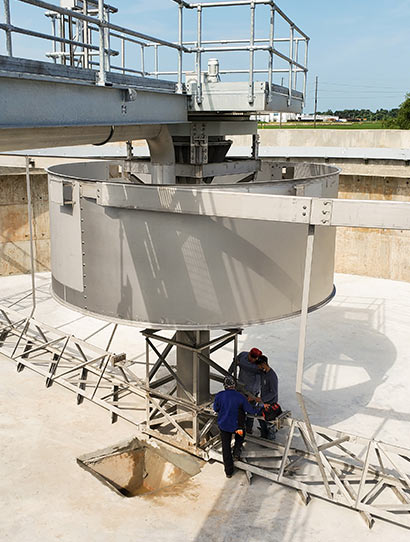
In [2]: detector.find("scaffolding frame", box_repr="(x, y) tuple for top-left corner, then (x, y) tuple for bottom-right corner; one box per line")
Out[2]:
(142, 328), (240, 456)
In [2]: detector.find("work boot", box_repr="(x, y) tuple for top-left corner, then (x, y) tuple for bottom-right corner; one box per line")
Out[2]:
(259, 429), (269, 439)
(267, 427), (277, 441)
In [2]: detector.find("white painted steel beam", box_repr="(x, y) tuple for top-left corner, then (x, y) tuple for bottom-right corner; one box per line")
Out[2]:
(96, 183), (311, 224)
(314, 199), (410, 230)
(94, 183), (410, 231)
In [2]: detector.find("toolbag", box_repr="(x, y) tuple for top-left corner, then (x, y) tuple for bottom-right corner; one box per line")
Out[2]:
(262, 402), (283, 421)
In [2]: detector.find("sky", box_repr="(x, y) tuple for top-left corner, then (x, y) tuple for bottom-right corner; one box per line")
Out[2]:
(2, 0), (410, 113)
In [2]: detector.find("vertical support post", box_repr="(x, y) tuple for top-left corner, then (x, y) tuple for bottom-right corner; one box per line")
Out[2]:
(140, 44), (145, 76)
(97, 0), (106, 85)
(145, 337), (150, 431)
(25, 156), (36, 317)
(233, 333), (238, 380)
(121, 38), (125, 74)
(83, 0), (89, 69)
(68, 15), (74, 66)
(196, 5), (202, 105)
(59, 13), (66, 65)
(303, 39), (309, 107)
(104, 5), (110, 72)
(50, 14), (57, 63)
(154, 44), (159, 79)
(177, 4), (183, 93)
(248, 1), (255, 104)
(288, 24), (294, 106)
(267, 4), (275, 100)
(3, 0), (13, 56)
(294, 40), (299, 90)
(295, 225), (314, 394)
(295, 224), (333, 499)
(193, 331), (200, 445)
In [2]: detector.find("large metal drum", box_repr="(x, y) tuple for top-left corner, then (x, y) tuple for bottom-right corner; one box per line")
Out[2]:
(47, 161), (339, 329)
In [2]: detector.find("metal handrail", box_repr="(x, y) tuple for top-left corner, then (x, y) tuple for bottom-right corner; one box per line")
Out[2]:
(1, 0), (309, 104)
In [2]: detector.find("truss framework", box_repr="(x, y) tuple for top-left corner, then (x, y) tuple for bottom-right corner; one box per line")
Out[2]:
(2, 306), (410, 529)
(141, 328), (241, 457)
(0, 306), (147, 426)
(209, 419), (410, 530)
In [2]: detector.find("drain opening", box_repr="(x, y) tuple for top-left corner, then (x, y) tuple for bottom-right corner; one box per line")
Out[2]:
(77, 438), (201, 497)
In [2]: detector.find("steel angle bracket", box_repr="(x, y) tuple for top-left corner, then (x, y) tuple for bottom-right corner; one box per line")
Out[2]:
(310, 198), (333, 226)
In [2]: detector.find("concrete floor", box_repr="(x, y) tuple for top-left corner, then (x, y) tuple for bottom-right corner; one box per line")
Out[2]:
(1, 272), (410, 541)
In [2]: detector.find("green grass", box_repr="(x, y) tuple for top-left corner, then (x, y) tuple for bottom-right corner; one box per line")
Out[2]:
(258, 121), (387, 130)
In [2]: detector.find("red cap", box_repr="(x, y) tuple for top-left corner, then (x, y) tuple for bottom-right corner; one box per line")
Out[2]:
(249, 347), (262, 358)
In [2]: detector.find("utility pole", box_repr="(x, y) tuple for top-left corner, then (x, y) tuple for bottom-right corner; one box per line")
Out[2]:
(313, 75), (318, 128)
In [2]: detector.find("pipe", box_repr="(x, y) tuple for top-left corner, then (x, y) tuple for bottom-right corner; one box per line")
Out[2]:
(25, 156), (36, 318)
(0, 125), (162, 152)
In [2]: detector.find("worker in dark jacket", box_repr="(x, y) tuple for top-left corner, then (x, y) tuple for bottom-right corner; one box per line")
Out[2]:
(228, 347), (263, 434)
(213, 376), (262, 477)
(256, 355), (279, 440)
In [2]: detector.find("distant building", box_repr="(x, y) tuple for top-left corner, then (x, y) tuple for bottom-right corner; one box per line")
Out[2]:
(252, 113), (347, 123)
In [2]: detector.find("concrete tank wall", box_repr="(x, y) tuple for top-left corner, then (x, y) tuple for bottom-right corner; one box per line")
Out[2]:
(0, 169), (50, 276)
(335, 174), (410, 282)
(234, 129), (410, 149)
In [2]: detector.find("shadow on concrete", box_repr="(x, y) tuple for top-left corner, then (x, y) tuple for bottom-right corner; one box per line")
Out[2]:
(241, 297), (401, 429)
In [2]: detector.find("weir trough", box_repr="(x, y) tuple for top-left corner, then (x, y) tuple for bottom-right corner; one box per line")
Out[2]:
(77, 437), (202, 498)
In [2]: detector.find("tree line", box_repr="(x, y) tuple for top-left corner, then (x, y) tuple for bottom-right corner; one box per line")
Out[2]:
(318, 93), (410, 129)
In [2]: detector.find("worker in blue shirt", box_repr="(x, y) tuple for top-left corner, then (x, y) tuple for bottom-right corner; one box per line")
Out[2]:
(256, 355), (279, 440)
(228, 347), (264, 434)
(213, 376), (262, 478)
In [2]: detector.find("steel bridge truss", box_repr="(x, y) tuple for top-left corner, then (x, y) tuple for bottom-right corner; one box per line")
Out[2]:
(2, 305), (410, 529)
(209, 420), (410, 529)
(0, 306), (147, 426)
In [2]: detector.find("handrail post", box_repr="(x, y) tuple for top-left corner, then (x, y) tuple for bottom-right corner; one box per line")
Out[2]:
(2, 0), (13, 56)
(50, 13), (57, 63)
(140, 44), (145, 76)
(303, 38), (309, 107)
(121, 37), (125, 74)
(287, 24), (294, 106)
(97, 0), (106, 85)
(104, 5), (110, 72)
(196, 5), (202, 104)
(268, 3), (275, 100)
(154, 44), (159, 79)
(59, 11), (65, 65)
(84, 0), (89, 68)
(248, 1), (255, 104)
(294, 39), (299, 90)
(177, 3), (183, 93)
